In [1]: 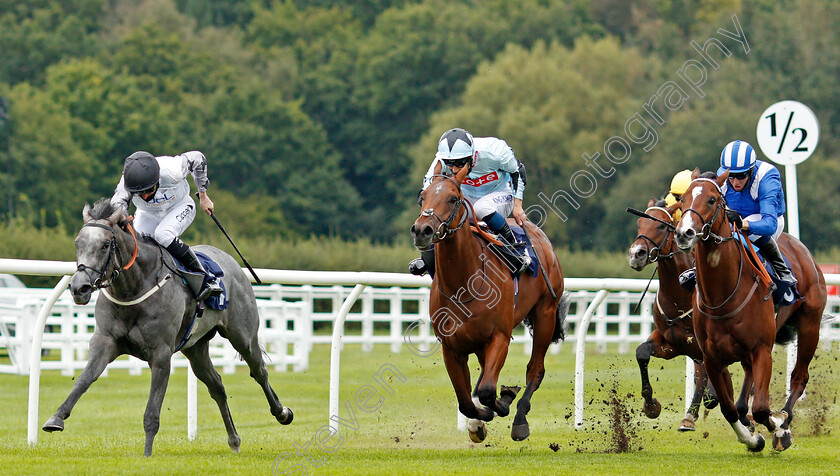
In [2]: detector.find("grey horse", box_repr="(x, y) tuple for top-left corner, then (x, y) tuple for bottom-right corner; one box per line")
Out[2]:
(43, 198), (293, 456)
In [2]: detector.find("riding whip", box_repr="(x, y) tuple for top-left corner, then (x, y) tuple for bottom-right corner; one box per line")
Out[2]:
(197, 193), (262, 284)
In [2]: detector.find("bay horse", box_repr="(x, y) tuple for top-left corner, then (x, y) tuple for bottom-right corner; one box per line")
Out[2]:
(410, 168), (569, 443)
(43, 198), (293, 456)
(674, 169), (826, 452)
(628, 199), (720, 432)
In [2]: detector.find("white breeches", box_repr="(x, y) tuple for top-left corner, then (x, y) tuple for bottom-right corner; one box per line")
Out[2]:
(133, 200), (196, 247)
(744, 214), (784, 241)
(465, 188), (514, 220)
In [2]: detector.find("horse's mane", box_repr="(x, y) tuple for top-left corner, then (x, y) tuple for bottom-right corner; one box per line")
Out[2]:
(653, 198), (667, 207)
(699, 171), (717, 179)
(88, 198), (122, 220)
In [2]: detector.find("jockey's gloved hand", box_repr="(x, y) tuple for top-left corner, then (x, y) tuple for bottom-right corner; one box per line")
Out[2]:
(725, 209), (743, 230)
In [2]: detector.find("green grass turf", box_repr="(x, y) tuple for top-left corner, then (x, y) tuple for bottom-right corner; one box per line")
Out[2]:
(1, 342), (838, 475)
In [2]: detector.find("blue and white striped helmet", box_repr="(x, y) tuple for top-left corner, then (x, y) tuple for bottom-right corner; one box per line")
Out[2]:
(719, 140), (756, 173)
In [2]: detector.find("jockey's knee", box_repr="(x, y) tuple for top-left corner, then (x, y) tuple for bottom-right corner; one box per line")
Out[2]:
(154, 229), (178, 248)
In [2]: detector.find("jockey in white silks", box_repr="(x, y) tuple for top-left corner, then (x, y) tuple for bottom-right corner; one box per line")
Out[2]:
(111, 150), (223, 301)
(409, 128), (530, 277)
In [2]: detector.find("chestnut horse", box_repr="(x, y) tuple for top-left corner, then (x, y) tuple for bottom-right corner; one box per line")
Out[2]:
(628, 199), (720, 432)
(674, 170), (826, 452)
(410, 169), (568, 443)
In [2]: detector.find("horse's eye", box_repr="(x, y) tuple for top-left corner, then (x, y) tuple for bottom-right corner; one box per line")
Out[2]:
(449, 196), (458, 204)
(708, 197), (716, 205)
(657, 224), (666, 230)
(101, 243), (110, 251)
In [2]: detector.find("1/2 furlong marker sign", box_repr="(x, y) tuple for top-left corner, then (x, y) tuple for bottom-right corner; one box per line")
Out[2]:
(755, 100), (820, 239)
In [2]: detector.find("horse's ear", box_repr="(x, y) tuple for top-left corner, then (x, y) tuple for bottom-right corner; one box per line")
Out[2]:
(107, 203), (125, 225)
(691, 167), (701, 180)
(433, 160), (442, 176)
(647, 197), (656, 208)
(666, 201), (681, 216)
(454, 164), (469, 185)
(716, 169), (729, 188)
(82, 203), (92, 222)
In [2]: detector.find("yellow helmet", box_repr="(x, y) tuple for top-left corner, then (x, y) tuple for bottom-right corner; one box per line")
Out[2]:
(670, 169), (693, 196)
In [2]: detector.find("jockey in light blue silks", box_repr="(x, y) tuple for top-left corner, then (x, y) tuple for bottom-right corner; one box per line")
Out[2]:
(717, 140), (797, 288)
(409, 128), (530, 276)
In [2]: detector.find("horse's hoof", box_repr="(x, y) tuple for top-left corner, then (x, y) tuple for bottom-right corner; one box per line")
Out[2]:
(678, 418), (696, 432)
(773, 429), (792, 451)
(229, 436), (241, 453)
(511, 423), (530, 441)
(42, 416), (64, 432)
(642, 398), (662, 419)
(468, 423), (488, 443)
(499, 385), (521, 404)
(278, 407), (294, 425)
(748, 434), (765, 453)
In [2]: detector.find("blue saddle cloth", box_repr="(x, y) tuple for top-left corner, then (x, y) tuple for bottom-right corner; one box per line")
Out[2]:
(173, 251), (229, 310)
(510, 225), (540, 278)
(732, 233), (799, 306)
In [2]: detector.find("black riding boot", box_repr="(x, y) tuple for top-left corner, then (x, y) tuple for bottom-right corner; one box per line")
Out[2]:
(494, 222), (531, 274)
(167, 239), (223, 301)
(408, 249), (436, 277)
(756, 237), (797, 287)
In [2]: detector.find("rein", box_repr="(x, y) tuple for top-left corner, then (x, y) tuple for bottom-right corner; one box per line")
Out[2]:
(686, 181), (761, 319)
(76, 222), (139, 289)
(632, 207), (681, 263)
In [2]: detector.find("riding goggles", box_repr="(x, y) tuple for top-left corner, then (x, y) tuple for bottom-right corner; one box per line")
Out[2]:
(443, 157), (470, 168)
(728, 169), (751, 180)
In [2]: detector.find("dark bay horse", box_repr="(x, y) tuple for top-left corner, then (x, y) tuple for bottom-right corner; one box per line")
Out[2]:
(628, 199), (720, 431)
(674, 170), (826, 451)
(410, 169), (569, 443)
(43, 199), (293, 456)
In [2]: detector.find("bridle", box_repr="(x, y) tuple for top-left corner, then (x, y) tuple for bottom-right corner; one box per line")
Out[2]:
(682, 179), (761, 319)
(76, 222), (138, 289)
(418, 174), (469, 243)
(634, 207), (680, 263)
(681, 179), (734, 245)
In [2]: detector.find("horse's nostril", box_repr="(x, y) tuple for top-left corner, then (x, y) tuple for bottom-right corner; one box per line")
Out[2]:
(685, 228), (696, 238)
(79, 284), (91, 295)
(635, 249), (646, 258)
(421, 225), (433, 238)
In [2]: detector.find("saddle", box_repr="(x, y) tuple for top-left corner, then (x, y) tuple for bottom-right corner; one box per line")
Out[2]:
(173, 252), (229, 310)
(472, 223), (539, 278)
(732, 233), (800, 307)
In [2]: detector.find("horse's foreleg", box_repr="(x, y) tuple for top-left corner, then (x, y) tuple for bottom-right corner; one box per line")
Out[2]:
(636, 331), (677, 419)
(680, 362), (708, 432)
(735, 366), (754, 429)
(706, 359), (765, 451)
(143, 351), (173, 457)
(182, 339), (242, 452)
(442, 346), (492, 421)
(43, 333), (118, 432)
(475, 333), (511, 417)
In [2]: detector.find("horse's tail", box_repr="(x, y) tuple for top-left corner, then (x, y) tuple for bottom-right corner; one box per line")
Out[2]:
(553, 291), (571, 343)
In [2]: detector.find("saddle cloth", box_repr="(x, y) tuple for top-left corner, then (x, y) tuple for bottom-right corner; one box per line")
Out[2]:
(173, 251), (228, 310)
(732, 233), (799, 306)
(479, 225), (539, 278)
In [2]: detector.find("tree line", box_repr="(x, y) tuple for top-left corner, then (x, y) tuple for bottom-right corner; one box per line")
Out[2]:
(1, 0), (839, 255)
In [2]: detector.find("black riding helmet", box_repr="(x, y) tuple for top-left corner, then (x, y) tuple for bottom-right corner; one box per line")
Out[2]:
(123, 151), (160, 193)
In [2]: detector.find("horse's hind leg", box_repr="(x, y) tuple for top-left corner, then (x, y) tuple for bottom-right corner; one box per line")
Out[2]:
(43, 333), (118, 433)
(511, 303), (555, 441)
(774, 312), (820, 450)
(182, 339), (241, 452)
(226, 326), (293, 425)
